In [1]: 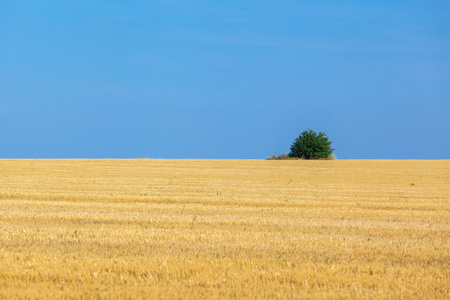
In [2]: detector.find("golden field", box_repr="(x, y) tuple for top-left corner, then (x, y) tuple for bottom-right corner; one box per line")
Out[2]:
(0, 159), (448, 299)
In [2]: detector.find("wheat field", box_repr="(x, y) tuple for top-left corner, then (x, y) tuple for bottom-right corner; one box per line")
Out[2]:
(0, 159), (448, 299)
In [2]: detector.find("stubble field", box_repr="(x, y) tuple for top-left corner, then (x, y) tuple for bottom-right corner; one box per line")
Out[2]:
(0, 159), (448, 299)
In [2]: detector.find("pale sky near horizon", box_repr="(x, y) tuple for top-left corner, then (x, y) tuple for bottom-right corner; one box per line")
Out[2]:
(1, 1), (449, 159)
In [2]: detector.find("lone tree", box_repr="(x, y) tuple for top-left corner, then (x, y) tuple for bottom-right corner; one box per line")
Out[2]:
(289, 129), (334, 159)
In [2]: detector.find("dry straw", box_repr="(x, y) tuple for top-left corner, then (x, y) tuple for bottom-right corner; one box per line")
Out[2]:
(0, 159), (448, 299)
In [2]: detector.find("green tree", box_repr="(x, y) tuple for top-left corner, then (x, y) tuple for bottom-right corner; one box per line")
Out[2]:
(289, 129), (334, 159)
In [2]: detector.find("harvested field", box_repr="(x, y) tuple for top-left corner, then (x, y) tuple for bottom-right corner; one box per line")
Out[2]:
(0, 159), (448, 299)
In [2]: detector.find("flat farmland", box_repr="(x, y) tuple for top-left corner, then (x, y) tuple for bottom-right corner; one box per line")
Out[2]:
(0, 159), (448, 299)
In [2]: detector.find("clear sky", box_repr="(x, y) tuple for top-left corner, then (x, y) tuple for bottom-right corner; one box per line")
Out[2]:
(1, 1), (449, 159)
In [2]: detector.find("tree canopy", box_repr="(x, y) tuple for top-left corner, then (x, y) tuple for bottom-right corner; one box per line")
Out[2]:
(289, 129), (334, 159)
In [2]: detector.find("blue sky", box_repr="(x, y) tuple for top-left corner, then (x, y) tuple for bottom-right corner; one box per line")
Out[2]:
(1, 1), (449, 159)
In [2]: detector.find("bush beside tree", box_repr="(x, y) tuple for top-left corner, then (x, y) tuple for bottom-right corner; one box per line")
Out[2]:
(266, 154), (290, 160)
